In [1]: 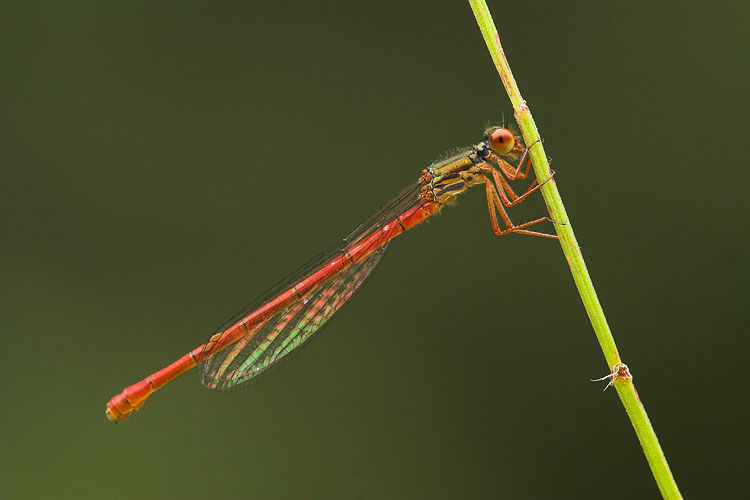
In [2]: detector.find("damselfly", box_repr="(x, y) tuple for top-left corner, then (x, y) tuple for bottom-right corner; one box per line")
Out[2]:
(106, 125), (558, 421)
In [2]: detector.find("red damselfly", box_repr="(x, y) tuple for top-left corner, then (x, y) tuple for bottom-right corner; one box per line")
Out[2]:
(106, 125), (558, 421)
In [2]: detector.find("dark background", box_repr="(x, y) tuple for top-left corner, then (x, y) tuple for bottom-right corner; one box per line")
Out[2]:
(2, 2), (748, 499)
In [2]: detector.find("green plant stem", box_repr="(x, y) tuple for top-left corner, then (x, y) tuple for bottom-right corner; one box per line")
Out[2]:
(468, 2), (681, 499)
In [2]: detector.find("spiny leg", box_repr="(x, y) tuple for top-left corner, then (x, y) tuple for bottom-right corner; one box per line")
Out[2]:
(489, 170), (563, 234)
(490, 166), (521, 204)
(486, 138), (540, 180)
(487, 151), (531, 181)
(483, 178), (559, 239)
(507, 138), (538, 179)
(486, 165), (556, 208)
(484, 177), (515, 232)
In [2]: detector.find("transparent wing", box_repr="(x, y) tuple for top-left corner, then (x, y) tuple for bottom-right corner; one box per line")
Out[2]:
(201, 244), (388, 391)
(205, 180), (421, 340)
(199, 179), (422, 391)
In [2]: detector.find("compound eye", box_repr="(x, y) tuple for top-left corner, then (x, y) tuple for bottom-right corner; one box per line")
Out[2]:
(488, 127), (515, 154)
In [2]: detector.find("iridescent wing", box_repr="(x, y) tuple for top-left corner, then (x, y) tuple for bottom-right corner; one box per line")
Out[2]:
(200, 244), (388, 391)
(199, 181), (424, 391)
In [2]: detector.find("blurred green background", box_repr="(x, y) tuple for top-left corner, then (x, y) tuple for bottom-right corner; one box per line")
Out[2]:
(2, 2), (748, 499)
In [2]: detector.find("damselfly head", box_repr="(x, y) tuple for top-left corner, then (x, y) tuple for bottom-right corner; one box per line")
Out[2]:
(484, 126), (517, 155)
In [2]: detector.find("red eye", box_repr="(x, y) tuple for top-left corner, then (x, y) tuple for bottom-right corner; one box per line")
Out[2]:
(489, 127), (515, 154)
